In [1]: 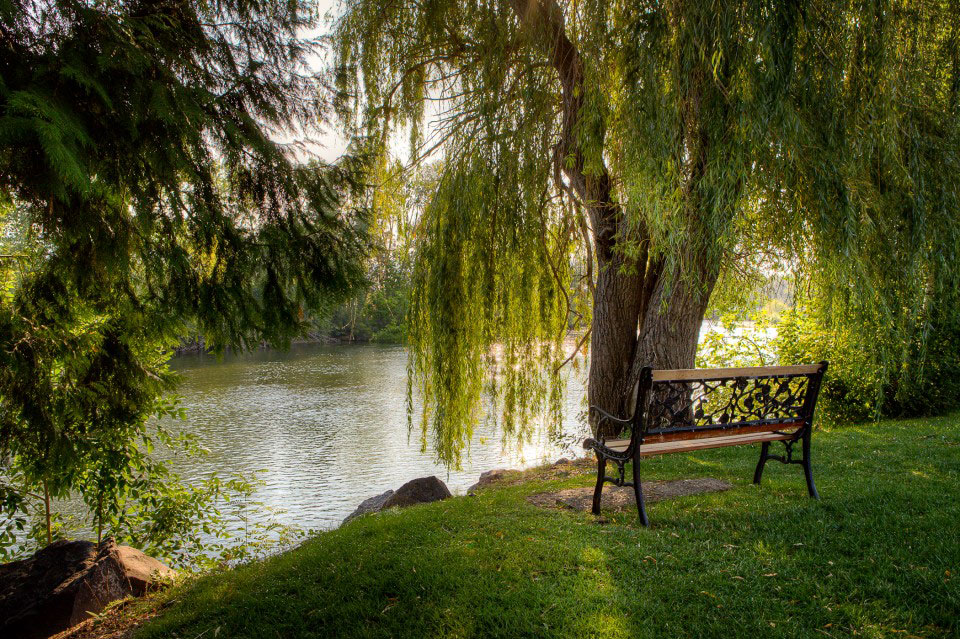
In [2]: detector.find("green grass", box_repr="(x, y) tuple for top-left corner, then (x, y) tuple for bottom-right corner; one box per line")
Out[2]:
(138, 416), (960, 638)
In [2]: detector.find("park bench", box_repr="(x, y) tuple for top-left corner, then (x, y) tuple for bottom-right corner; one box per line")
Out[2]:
(584, 362), (828, 526)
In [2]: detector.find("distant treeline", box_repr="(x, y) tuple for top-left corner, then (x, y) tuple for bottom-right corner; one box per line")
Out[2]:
(308, 255), (410, 344)
(175, 250), (412, 353)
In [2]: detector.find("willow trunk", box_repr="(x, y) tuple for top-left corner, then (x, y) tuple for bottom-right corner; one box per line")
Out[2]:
(589, 250), (718, 438)
(505, 0), (719, 436)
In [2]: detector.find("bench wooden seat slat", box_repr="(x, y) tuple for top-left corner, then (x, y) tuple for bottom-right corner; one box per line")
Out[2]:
(585, 362), (828, 526)
(651, 363), (823, 382)
(600, 430), (797, 456)
(643, 421), (804, 444)
(638, 431), (795, 456)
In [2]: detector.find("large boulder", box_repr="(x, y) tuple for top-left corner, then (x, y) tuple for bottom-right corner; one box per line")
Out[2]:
(0, 538), (174, 639)
(381, 476), (451, 509)
(341, 476), (451, 525)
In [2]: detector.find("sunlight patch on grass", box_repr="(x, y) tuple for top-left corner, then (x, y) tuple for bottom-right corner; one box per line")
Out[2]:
(580, 546), (605, 565)
(578, 611), (630, 638)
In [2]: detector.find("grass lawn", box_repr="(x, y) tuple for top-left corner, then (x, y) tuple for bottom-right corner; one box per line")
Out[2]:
(136, 415), (960, 638)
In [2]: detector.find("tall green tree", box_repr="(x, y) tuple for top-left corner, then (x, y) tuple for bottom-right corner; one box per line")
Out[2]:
(0, 0), (367, 533)
(332, 0), (960, 463)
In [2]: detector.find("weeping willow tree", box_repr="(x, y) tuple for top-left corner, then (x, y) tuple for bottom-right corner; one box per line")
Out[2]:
(332, 0), (960, 465)
(770, 0), (960, 419)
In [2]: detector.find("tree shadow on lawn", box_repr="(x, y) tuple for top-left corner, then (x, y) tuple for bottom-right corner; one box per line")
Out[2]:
(135, 486), (957, 639)
(531, 430), (959, 637)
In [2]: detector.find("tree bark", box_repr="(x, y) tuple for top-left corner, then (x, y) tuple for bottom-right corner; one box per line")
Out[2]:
(588, 251), (644, 425)
(635, 261), (719, 372)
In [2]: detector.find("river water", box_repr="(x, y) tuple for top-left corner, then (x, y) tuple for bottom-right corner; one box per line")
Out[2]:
(166, 343), (590, 532)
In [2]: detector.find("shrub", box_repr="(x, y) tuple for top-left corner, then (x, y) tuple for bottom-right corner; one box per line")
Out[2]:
(697, 305), (960, 426)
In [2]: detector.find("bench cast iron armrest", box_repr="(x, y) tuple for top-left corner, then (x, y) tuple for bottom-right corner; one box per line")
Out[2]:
(591, 406), (633, 428)
(583, 405), (634, 457)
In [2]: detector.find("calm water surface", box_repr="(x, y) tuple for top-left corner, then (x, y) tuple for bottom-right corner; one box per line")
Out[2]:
(167, 343), (589, 531)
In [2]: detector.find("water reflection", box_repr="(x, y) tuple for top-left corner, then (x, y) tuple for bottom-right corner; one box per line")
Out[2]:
(168, 343), (589, 531)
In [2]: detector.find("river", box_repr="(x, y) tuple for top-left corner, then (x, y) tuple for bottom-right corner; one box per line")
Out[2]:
(166, 342), (590, 533)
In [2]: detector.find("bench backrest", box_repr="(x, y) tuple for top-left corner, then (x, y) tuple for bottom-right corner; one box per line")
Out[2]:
(635, 362), (828, 444)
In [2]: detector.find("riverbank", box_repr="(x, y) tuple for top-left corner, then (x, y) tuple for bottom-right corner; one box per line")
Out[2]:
(64, 414), (960, 638)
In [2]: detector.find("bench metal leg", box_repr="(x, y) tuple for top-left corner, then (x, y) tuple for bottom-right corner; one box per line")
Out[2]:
(631, 459), (649, 527)
(802, 431), (820, 499)
(753, 441), (771, 484)
(592, 457), (606, 515)
(753, 435), (820, 499)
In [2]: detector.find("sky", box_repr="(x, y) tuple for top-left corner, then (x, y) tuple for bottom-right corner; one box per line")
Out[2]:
(282, 0), (349, 163)
(293, 0), (437, 166)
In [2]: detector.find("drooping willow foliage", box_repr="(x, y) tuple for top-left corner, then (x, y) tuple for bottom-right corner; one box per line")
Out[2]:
(334, 0), (960, 466)
(757, 1), (960, 415)
(336, 0), (577, 465)
(406, 144), (572, 467)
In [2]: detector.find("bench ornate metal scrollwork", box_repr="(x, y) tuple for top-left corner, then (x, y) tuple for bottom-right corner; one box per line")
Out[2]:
(583, 362), (828, 526)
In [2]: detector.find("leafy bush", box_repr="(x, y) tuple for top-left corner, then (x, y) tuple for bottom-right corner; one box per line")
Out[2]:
(99, 468), (308, 571)
(774, 309), (882, 424)
(777, 305), (960, 425)
(1, 424), (308, 569)
(697, 305), (960, 426)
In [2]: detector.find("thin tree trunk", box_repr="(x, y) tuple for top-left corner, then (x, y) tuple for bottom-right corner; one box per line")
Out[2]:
(97, 492), (103, 545)
(43, 481), (51, 546)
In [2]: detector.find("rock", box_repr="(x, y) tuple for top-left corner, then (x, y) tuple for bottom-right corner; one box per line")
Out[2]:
(479, 468), (510, 483)
(0, 540), (95, 639)
(68, 544), (133, 629)
(0, 538), (174, 639)
(342, 477), (452, 525)
(381, 476), (451, 509)
(466, 468), (512, 494)
(69, 543), (174, 628)
(111, 545), (174, 595)
(342, 489), (395, 524)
